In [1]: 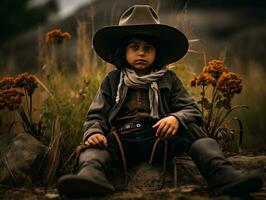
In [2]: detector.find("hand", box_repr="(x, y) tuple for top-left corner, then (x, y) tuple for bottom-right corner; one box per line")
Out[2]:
(152, 116), (179, 139)
(84, 133), (108, 148)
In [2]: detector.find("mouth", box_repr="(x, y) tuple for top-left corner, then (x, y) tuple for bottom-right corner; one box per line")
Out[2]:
(135, 59), (147, 64)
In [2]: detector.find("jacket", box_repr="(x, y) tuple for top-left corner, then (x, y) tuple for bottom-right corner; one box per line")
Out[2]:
(83, 69), (202, 141)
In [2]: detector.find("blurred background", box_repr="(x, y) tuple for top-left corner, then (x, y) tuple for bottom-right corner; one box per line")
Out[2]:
(0, 0), (265, 151)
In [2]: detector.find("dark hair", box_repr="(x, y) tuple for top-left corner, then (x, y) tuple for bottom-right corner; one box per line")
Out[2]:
(111, 35), (164, 70)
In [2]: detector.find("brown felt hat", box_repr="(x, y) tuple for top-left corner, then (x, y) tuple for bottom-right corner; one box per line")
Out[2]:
(93, 5), (189, 66)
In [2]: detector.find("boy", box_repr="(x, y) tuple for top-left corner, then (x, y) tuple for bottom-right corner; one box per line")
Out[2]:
(57, 5), (262, 198)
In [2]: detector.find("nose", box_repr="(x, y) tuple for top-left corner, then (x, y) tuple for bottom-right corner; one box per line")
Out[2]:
(137, 47), (145, 56)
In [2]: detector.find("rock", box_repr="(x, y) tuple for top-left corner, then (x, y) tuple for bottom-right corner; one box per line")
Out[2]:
(108, 154), (266, 191)
(0, 133), (47, 185)
(173, 156), (204, 185)
(173, 155), (266, 186)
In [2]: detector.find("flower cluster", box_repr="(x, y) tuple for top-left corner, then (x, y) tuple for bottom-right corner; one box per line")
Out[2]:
(0, 88), (23, 110)
(190, 59), (245, 148)
(191, 60), (242, 102)
(217, 72), (242, 100)
(203, 60), (228, 80)
(0, 77), (15, 90)
(14, 72), (38, 96)
(190, 73), (215, 87)
(0, 73), (38, 111)
(45, 28), (71, 45)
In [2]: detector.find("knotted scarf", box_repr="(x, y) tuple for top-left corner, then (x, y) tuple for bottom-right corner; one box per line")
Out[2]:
(115, 68), (167, 119)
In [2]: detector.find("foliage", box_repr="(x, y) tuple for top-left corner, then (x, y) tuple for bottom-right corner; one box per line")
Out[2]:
(190, 60), (247, 150)
(0, 27), (94, 184)
(0, 73), (42, 138)
(34, 28), (114, 183)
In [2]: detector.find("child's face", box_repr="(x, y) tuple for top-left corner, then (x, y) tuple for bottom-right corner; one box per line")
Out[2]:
(125, 38), (156, 73)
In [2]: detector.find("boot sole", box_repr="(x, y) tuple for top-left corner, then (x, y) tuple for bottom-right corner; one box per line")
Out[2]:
(211, 176), (263, 196)
(57, 174), (115, 198)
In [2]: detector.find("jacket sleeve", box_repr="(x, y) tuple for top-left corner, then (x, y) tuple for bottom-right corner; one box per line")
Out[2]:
(168, 73), (202, 129)
(82, 75), (113, 142)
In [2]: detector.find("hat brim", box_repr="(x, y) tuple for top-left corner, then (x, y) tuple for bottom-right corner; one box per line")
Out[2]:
(93, 24), (189, 66)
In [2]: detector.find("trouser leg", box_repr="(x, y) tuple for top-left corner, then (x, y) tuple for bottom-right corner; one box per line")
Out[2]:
(57, 148), (115, 198)
(175, 123), (263, 196)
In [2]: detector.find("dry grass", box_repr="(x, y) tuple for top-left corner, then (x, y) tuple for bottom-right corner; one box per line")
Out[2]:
(232, 63), (266, 151)
(0, 1), (265, 186)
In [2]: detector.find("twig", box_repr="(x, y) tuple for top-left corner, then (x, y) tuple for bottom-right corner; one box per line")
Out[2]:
(233, 117), (243, 148)
(216, 105), (248, 131)
(33, 75), (55, 99)
(3, 156), (16, 182)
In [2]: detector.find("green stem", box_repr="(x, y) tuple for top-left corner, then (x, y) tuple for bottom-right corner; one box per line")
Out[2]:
(24, 88), (30, 118)
(17, 105), (34, 135)
(17, 106), (30, 133)
(29, 94), (32, 123)
(215, 105), (248, 132)
(201, 86), (205, 117)
(206, 86), (218, 133)
(201, 86), (208, 131)
(210, 107), (224, 137)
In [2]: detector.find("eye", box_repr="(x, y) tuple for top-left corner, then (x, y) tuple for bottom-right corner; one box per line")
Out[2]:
(128, 44), (139, 51)
(144, 45), (155, 52)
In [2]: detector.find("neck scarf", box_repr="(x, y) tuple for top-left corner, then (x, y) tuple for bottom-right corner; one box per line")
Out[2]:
(116, 68), (167, 119)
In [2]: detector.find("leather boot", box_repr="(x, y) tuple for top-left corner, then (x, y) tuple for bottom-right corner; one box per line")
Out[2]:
(57, 148), (115, 198)
(189, 137), (263, 196)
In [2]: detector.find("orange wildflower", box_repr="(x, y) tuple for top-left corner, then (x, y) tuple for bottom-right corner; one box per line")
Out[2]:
(217, 72), (242, 100)
(0, 76), (15, 90)
(14, 73), (38, 96)
(203, 59), (228, 80)
(45, 28), (71, 45)
(0, 88), (23, 110)
(190, 73), (215, 87)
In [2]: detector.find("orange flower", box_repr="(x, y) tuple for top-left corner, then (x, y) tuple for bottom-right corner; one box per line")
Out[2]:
(0, 76), (15, 90)
(14, 73), (38, 96)
(203, 65), (210, 73)
(45, 28), (71, 45)
(190, 73), (215, 87)
(208, 59), (224, 68)
(204, 60), (228, 80)
(0, 88), (23, 110)
(217, 72), (242, 100)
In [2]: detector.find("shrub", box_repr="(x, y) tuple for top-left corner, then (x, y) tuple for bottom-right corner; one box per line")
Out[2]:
(190, 60), (247, 151)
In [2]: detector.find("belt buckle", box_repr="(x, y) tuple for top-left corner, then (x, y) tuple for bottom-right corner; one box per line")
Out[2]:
(118, 124), (132, 132)
(118, 122), (143, 133)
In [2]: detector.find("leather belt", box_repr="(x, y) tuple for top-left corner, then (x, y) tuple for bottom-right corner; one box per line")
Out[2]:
(118, 121), (145, 132)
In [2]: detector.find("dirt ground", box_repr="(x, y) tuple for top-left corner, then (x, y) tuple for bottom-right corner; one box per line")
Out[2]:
(1, 170), (265, 200)
(1, 183), (266, 200)
(1, 155), (265, 200)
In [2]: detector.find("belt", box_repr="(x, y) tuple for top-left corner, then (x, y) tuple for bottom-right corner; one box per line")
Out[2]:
(118, 121), (145, 132)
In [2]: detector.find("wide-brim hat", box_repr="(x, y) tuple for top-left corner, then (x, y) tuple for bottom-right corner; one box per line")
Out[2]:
(93, 5), (189, 66)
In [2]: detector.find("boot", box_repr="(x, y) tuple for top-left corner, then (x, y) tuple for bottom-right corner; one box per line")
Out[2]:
(189, 137), (263, 196)
(57, 148), (115, 198)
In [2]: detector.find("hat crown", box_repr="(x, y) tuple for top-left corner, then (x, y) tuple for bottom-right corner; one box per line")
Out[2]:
(93, 4), (188, 67)
(119, 5), (160, 26)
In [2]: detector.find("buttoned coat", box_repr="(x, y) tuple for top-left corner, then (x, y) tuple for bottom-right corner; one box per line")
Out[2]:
(83, 69), (202, 141)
